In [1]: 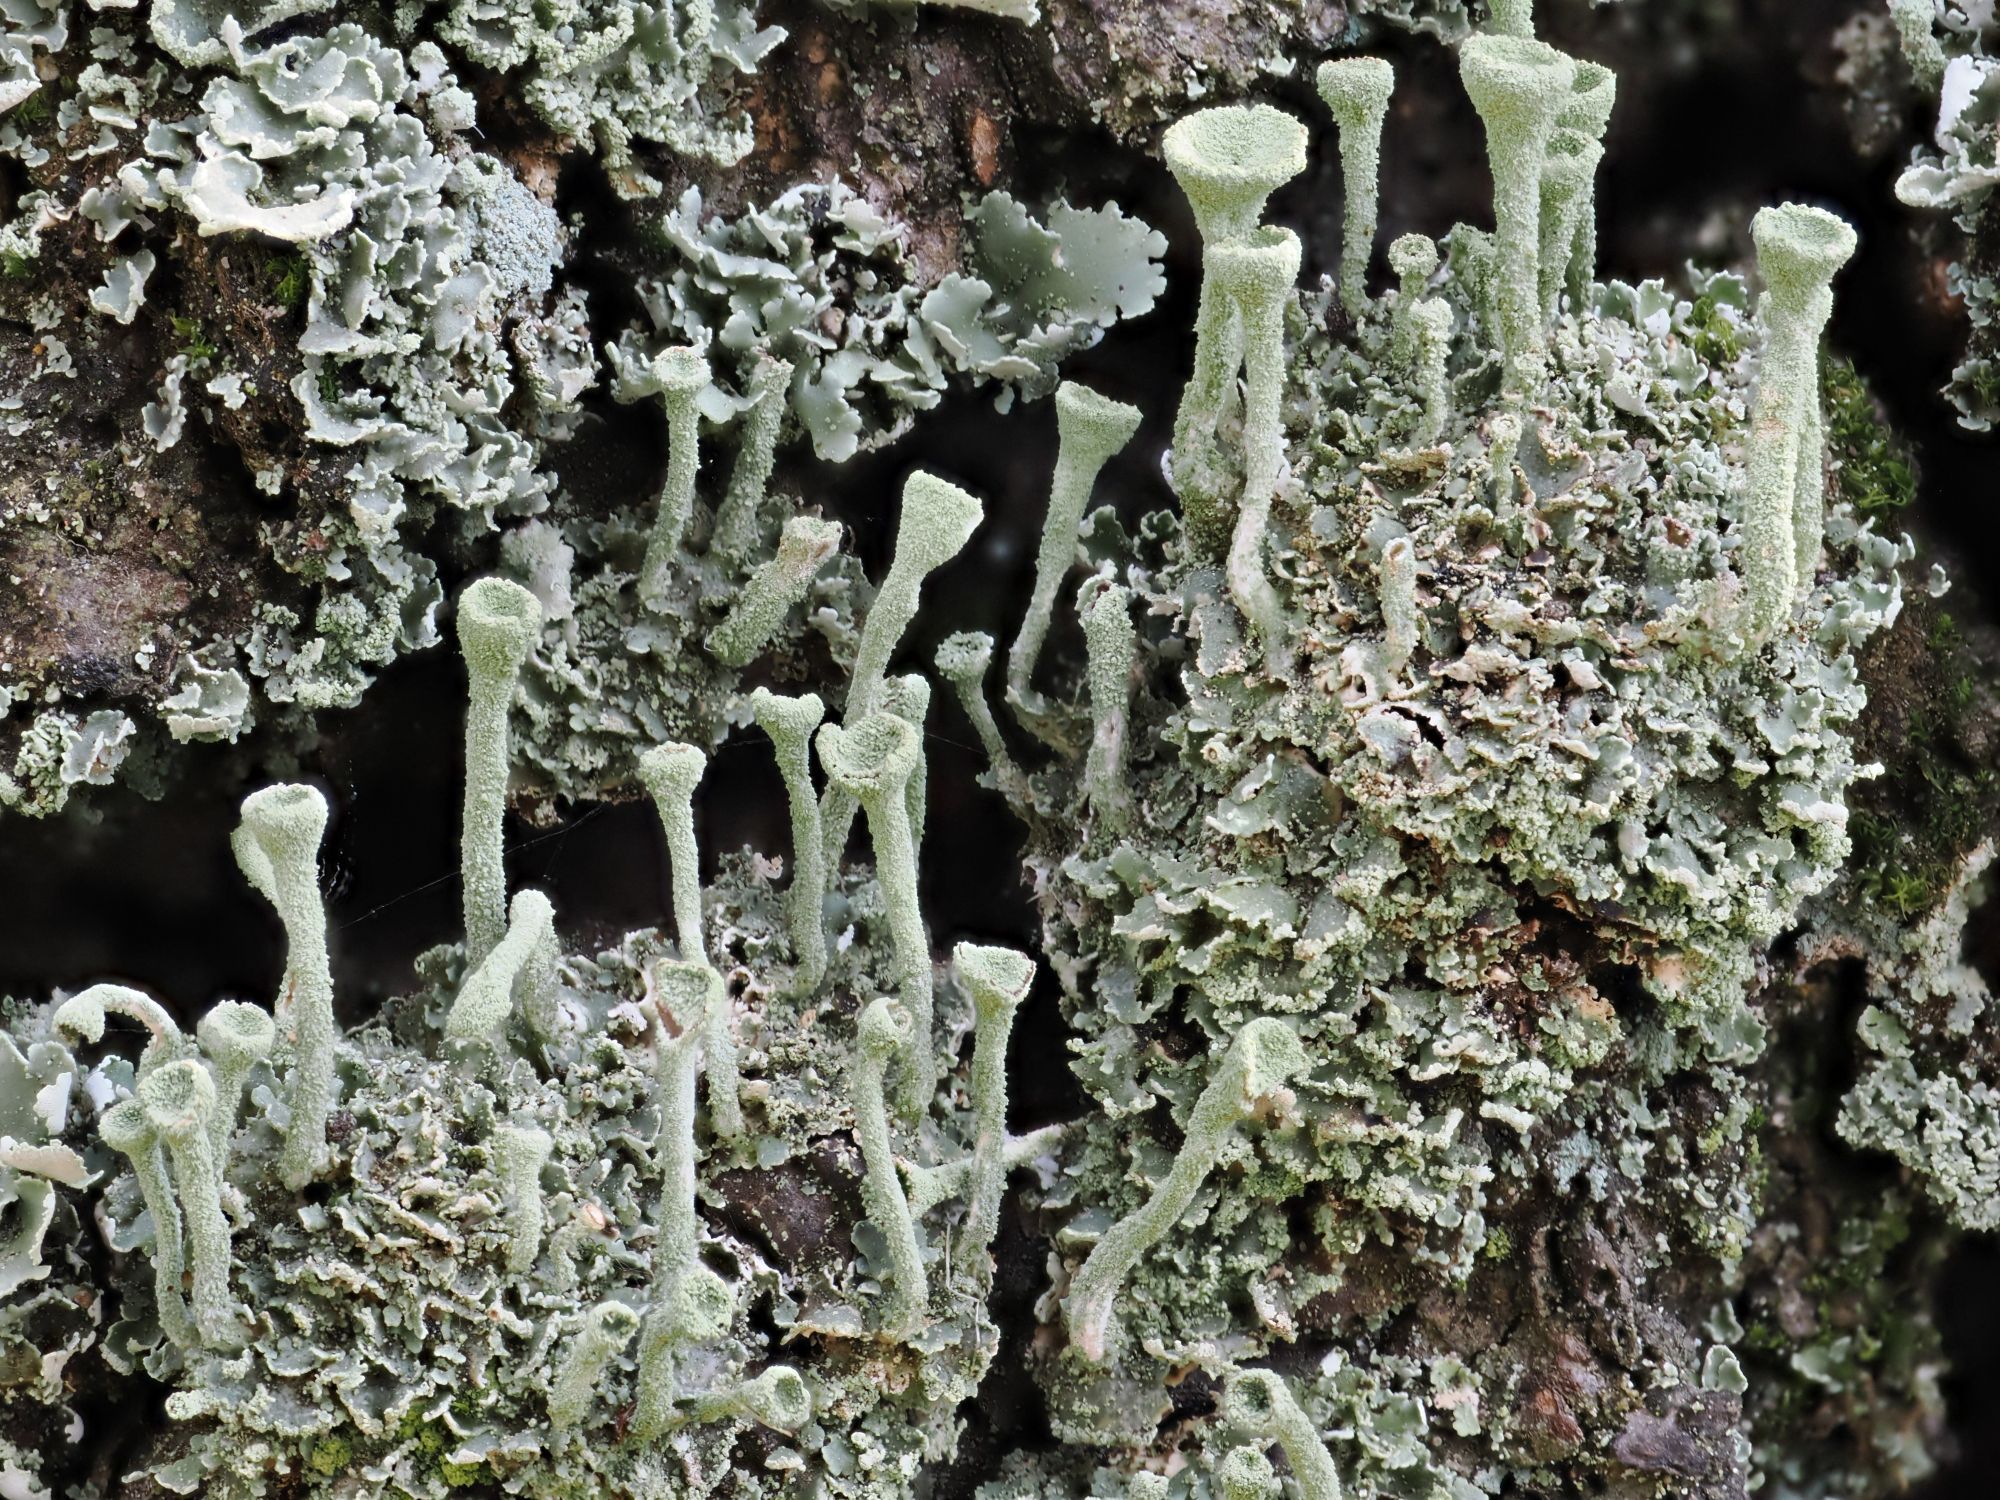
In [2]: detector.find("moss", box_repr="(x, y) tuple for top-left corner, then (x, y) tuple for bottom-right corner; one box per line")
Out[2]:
(1686, 283), (1746, 365)
(267, 254), (311, 310)
(170, 316), (219, 363)
(1849, 601), (1998, 918)
(306, 1438), (351, 1477)
(1823, 355), (1917, 518)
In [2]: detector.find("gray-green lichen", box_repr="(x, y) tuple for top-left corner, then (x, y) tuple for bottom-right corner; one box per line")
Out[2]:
(0, 2), (1993, 1498)
(1887, 0), (2000, 427)
(0, 0), (1166, 821)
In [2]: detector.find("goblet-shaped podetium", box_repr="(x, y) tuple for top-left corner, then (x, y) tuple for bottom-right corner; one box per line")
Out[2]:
(99, 1097), (194, 1347)
(139, 1060), (239, 1347)
(233, 781), (337, 1189)
(935, 631), (1028, 802)
(1553, 60), (1617, 304)
(1008, 381), (1143, 734)
(1207, 225), (1304, 669)
(456, 577), (542, 966)
(711, 352), (796, 565)
(549, 1301), (641, 1429)
(637, 741), (710, 966)
(819, 713), (935, 1119)
(749, 688), (830, 993)
(850, 996), (927, 1339)
(1537, 129), (1604, 318)
(625, 344), (710, 606)
(1315, 56), (1396, 319)
(847, 471), (984, 722)
(949, 942), (1038, 1283)
(1162, 104), (1311, 245)
(1741, 202), (1858, 643)
(631, 958), (716, 1439)
(1459, 34), (1577, 394)
(195, 1000), (276, 1179)
(1388, 232), (1440, 364)
(1164, 104), (1310, 540)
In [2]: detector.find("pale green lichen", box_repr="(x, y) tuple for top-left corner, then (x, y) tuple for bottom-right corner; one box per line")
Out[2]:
(232, 783), (337, 1190)
(1009, 382), (1143, 737)
(1459, 34), (1574, 393)
(458, 579), (545, 963)
(1315, 57), (1396, 319)
(1740, 204), (1858, 645)
(1164, 104), (1310, 537)
(1063, 1017), (1307, 1363)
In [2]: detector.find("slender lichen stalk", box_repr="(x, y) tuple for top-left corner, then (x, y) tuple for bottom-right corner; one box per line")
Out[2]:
(493, 1125), (553, 1275)
(456, 577), (542, 965)
(549, 1301), (640, 1429)
(711, 353), (795, 565)
(1078, 577), (1137, 831)
(633, 959), (713, 1438)
(1537, 129), (1603, 318)
(1218, 1447), (1280, 1500)
(846, 472), (984, 723)
(233, 782), (336, 1190)
(1316, 57), (1395, 320)
(678, 1365), (814, 1432)
(1556, 62), (1617, 308)
(935, 632), (1030, 805)
(950, 942), (1036, 1285)
(635, 346), (709, 608)
(139, 1060), (238, 1347)
(54, 983), (186, 1078)
(750, 688), (828, 994)
(821, 473), (982, 876)
(819, 713), (934, 1119)
(1064, 1017), (1306, 1363)
(446, 889), (557, 1043)
(708, 516), (842, 668)
(881, 674), (931, 864)
(1488, 411), (1523, 524)
(1007, 381), (1142, 739)
(1388, 234), (1440, 366)
(1162, 104), (1309, 546)
(1409, 299), (1454, 445)
(1740, 203), (1857, 645)
(1488, 0), (1533, 35)
(1224, 1370), (1344, 1500)
(194, 1001), (275, 1187)
(637, 742), (711, 972)
(851, 997), (927, 1339)
(99, 1099), (194, 1348)
(1460, 35), (1576, 395)
(1380, 537), (1420, 677)
(1213, 227), (1304, 671)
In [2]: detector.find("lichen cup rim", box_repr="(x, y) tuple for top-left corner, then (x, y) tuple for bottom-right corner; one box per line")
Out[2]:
(1752, 202), (1860, 288)
(1559, 59), (1617, 135)
(1315, 55), (1396, 120)
(1459, 33), (1578, 115)
(819, 713), (922, 795)
(1204, 225), (1305, 298)
(1162, 104), (1310, 235)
